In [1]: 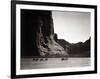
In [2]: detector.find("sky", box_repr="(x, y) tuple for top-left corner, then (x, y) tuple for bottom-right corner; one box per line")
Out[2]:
(52, 11), (90, 43)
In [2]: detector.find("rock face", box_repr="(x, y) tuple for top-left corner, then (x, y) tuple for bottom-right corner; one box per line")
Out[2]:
(21, 10), (68, 57)
(36, 11), (67, 56)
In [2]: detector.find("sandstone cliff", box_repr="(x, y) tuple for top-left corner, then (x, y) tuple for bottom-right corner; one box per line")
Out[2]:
(21, 10), (68, 57)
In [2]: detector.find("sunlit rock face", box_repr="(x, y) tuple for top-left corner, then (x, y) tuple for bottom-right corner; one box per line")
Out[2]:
(36, 11), (68, 56)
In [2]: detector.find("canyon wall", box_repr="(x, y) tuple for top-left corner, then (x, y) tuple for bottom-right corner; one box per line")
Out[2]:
(21, 10), (68, 57)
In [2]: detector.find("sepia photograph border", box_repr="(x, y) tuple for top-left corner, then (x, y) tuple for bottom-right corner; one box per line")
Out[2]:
(11, 0), (97, 78)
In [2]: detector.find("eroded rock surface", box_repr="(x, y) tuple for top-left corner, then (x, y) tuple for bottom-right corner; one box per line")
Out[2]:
(36, 11), (68, 56)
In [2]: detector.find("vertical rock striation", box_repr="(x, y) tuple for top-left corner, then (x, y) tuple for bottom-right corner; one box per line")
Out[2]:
(36, 11), (68, 57)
